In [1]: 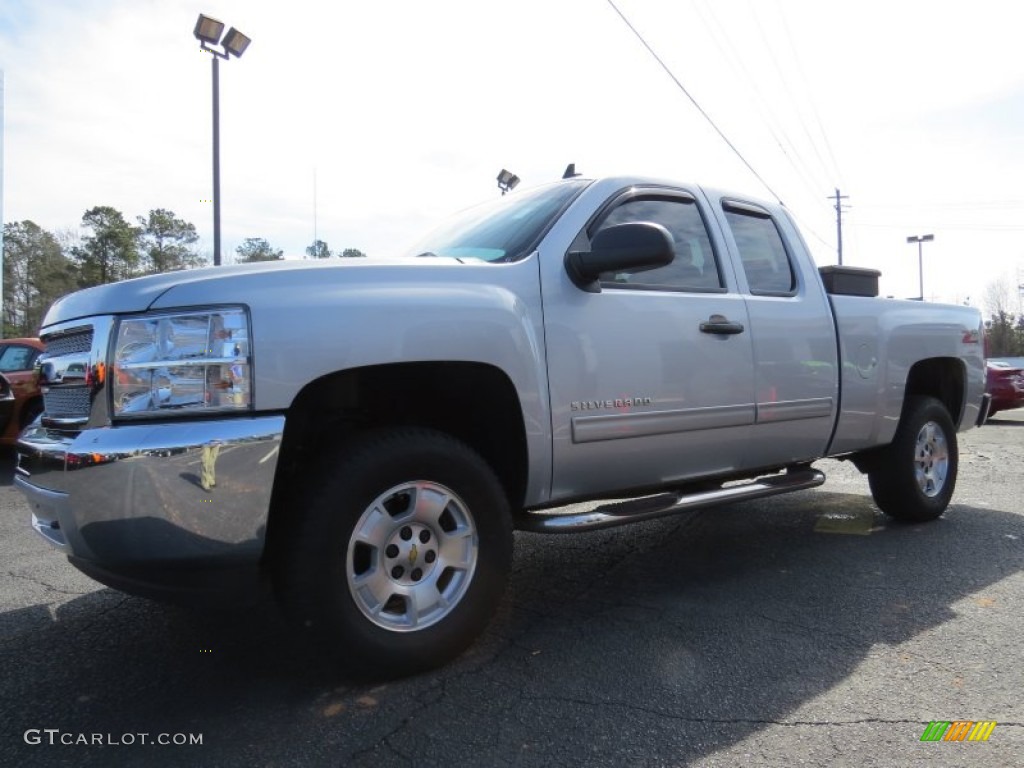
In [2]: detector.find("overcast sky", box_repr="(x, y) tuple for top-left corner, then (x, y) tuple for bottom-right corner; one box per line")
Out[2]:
(2, 0), (1023, 311)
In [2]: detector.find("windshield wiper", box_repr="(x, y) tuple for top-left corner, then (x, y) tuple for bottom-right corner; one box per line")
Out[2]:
(414, 251), (466, 263)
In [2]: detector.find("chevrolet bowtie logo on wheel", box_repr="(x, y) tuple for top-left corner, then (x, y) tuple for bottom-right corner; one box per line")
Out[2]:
(920, 720), (997, 742)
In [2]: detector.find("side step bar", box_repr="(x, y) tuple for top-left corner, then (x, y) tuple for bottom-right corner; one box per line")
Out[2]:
(516, 467), (826, 534)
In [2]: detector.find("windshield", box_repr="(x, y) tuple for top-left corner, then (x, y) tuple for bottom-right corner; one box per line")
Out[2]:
(403, 180), (591, 263)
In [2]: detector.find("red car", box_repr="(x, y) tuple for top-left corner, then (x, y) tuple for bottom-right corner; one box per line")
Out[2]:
(0, 337), (45, 445)
(985, 359), (1024, 418)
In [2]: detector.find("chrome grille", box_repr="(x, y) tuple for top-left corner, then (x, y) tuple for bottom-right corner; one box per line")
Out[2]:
(42, 387), (92, 418)
(42, 329), (94, 357)
(41, 326), (96, 424)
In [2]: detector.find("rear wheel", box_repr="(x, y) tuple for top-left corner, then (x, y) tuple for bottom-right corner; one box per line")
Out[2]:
(276, 428), (512, 677)
(868, 396), (958, 522)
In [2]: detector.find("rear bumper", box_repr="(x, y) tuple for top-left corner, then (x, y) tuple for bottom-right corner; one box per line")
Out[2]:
(15, 415), (284, 594)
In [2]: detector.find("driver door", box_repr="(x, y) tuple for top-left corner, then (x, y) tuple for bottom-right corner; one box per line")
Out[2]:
(542, 187), (756, 499)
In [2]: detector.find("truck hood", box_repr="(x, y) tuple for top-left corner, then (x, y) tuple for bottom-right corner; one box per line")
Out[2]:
(42, 257), (467, 327)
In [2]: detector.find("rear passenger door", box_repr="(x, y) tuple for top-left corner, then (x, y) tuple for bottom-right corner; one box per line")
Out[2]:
(713, 199), (839, 469)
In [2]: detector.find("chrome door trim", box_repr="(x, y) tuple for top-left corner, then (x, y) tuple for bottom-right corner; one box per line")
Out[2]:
(571, 403), (756, 444)
(756, 397), (834, 423)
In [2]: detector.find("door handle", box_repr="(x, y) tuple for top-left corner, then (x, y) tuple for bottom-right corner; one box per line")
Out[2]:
(699, 314), (745, 335)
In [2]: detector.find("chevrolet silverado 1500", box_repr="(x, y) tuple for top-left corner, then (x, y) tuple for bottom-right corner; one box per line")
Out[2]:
(16, 176), (989, 675)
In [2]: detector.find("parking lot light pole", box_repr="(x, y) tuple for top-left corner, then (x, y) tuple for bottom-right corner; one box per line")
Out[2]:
(194, 15), (251, 266)
(907, 234), (934, 301)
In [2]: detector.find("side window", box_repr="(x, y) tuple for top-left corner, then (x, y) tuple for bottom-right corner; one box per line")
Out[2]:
(594, 197), (724, 291)
(0, 345), (38, 373)
(723, 204), (796, 294)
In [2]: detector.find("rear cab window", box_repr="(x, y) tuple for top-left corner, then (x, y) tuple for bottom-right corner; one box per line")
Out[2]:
(722, 200), (797, 296)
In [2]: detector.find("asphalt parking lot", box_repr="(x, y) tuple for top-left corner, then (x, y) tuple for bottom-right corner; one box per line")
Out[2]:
(1, 413), (1022, 767)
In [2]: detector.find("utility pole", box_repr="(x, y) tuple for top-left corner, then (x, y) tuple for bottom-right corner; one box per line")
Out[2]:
(829, 188), (849, 265)
(1017, 264), (1023, 317)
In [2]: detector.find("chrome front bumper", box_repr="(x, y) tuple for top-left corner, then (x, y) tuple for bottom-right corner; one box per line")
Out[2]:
(16, 415), (285, 572)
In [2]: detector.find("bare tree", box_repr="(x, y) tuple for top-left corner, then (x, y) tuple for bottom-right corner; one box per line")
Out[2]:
(983, 276), (1012, 319)
(2, 221), (78, 336)
(983, 275), (1024, 356)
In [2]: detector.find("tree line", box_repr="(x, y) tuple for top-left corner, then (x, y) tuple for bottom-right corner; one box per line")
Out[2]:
(3, 206), (365, 338)
(983, 277), (1024, 357)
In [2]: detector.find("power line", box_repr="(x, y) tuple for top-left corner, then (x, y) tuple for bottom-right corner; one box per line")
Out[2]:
(855, 222), (1024, 232)
(604, 0), (784, 203)
(692, 1), (829, 211)
(749, 3), (834, 197)
(854, 201), (1024, 211)
(774, 0), (845, 189)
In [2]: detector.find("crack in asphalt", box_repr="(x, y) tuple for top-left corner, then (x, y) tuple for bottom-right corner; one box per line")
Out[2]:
(3, 569), (93, 598)
(66, 595), (132, 635)
(343, 517), (706, 764)
(823, 726), (857, 767)
(347, 667), (491, 765)
(514, 695), (1024, 730)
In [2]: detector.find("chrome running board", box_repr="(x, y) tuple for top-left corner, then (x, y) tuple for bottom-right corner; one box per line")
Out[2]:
(516, 467), (825, 533)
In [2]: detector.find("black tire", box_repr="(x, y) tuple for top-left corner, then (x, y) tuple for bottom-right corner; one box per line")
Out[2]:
(867, 396), (958, 523)
(275, 427), (513, 678)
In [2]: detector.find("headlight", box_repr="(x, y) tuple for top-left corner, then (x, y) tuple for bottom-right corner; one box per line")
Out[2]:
(112, 307), (251, 417)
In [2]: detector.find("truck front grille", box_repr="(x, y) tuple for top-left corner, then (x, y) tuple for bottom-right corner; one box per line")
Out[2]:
(42, 329), (94, 358)
(40, 327), (96, 424)
(42, 387), (92, 419)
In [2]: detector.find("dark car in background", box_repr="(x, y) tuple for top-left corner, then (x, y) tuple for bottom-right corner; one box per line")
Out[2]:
(985, 358), (1024, 418)
(0, 374), (15, 437)
(0, 338), (45, 445)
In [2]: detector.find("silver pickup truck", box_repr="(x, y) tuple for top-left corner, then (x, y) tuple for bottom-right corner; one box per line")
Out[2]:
(16, 176), (988, 675)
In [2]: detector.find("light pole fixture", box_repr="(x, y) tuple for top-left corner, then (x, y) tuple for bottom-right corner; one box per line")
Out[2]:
(497, 169), (520, 196)
(194, 14), (251, 266)
(906, 234), (934, 301)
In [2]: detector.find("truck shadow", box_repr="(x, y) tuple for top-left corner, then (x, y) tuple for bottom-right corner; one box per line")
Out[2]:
(1, 491), (1022, 766)
(984, 416), (1024, 427)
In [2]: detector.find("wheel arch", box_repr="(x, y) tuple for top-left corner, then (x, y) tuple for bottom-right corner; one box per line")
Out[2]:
(849, 359), (964, 475)
(903, 357), (966, 428)
(262, 361), (529, 569)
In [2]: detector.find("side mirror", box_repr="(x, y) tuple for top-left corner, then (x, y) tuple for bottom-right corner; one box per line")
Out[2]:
(565, 222), (674, 293)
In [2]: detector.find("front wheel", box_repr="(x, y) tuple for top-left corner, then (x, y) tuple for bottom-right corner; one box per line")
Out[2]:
(867, 396), (958, 522)
(275, 428), (512, 677)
